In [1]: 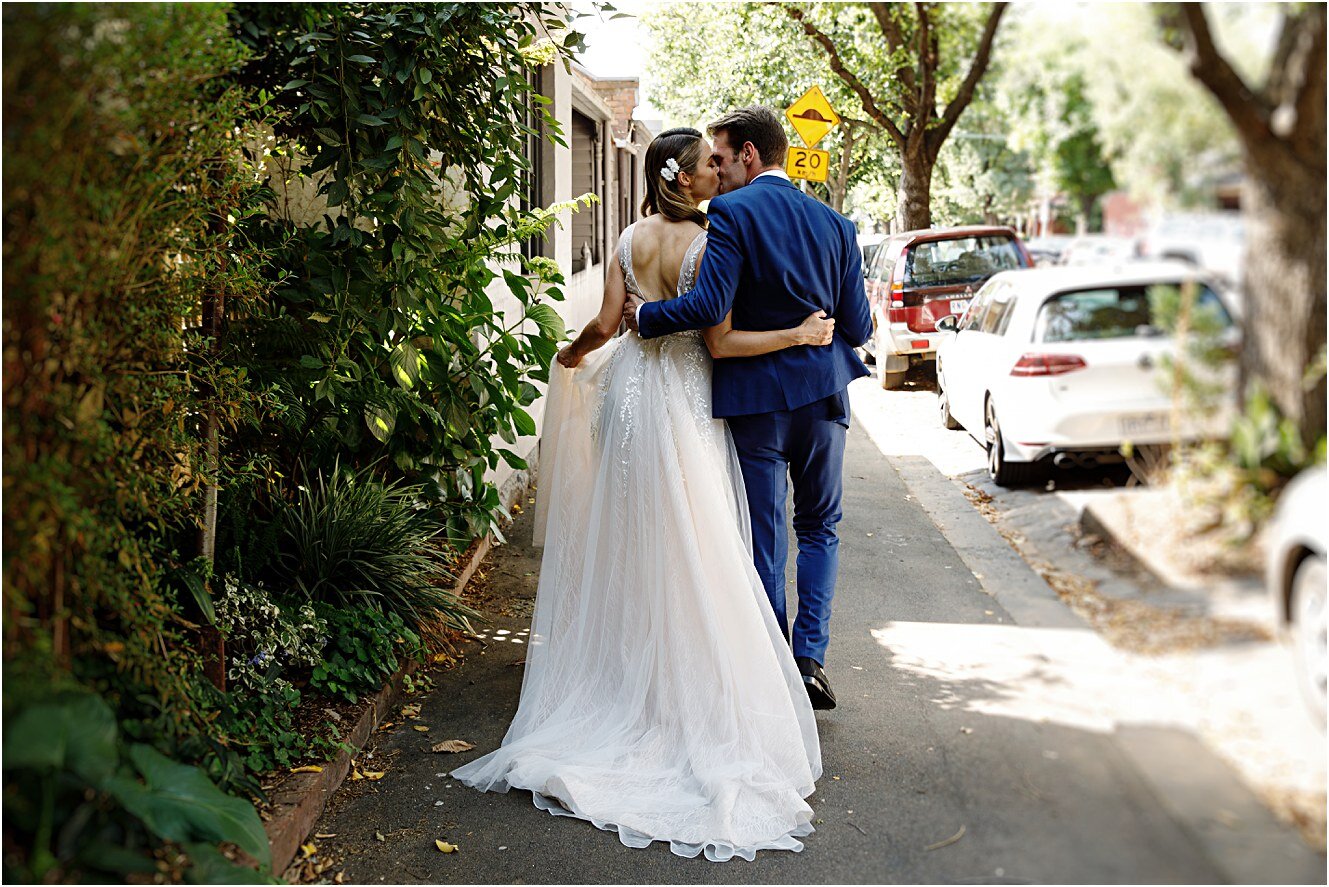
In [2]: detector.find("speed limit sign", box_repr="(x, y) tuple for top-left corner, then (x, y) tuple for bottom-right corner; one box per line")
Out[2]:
(786, 145), (830, 183)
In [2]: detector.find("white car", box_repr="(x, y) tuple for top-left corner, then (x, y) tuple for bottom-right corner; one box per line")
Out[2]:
(1136, 212), (1245, 288)
(1060, 235), (1137, 266)
(934, 262), (1240, 486)
(1265, 466), (1327, 724)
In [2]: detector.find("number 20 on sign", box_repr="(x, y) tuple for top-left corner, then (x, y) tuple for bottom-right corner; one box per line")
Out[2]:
(786, 145), (829, 183)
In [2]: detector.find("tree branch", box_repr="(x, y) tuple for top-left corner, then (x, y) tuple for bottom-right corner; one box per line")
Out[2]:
(935, 2), (1008, 147)
(917, 3), (937, 128)
(781, 3), (906, 145)
(870, 2), (916, 93)
(1289, 5), (1326, 154)
(1173, 3), (1275, 150)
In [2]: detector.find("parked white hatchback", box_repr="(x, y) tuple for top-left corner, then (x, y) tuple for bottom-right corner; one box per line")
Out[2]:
(935, 262), (1240, 486)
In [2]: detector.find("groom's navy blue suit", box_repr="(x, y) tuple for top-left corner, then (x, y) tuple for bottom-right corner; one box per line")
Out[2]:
(637, 173), (871, 665)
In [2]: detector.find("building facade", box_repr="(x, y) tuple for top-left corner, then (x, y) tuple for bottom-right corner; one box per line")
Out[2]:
(486, 62), (656, 504)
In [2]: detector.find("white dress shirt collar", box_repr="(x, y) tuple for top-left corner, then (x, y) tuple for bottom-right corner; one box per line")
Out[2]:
(752, 168), (791, 183)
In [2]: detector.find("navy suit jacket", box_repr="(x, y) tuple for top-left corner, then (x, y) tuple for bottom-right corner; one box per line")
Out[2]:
(637, 175), (871, 418)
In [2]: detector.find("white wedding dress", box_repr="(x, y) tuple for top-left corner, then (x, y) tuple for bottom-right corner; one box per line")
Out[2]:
(452, 224), (821, 862)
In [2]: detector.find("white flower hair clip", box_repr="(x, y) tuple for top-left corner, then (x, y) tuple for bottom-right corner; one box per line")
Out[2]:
(660, 157), (680, 182)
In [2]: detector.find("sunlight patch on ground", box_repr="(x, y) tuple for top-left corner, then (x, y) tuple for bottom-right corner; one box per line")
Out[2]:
(869, 620), (1180, 733)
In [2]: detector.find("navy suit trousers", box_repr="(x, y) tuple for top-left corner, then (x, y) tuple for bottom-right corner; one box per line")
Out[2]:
(726, 390), (849, 665)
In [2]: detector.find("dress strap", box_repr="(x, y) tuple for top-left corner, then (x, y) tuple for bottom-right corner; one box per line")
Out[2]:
(676, 230), (708, 296)
(619, 223), (644, 298)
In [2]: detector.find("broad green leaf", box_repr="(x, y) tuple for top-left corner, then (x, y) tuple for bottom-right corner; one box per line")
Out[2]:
(2, 694), (118, 785)
(527, 303), (565, 341)
(365, 404), (396, 442)
(512, 408), (536, 437)
(104, 744), (270, 869)
(390, 341), (421, 389)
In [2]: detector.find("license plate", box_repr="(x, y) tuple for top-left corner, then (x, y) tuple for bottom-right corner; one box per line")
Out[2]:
(1119, 413), (1169, 436)
(949, 299), (969, 316)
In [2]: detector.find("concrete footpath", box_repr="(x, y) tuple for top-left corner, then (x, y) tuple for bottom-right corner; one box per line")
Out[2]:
(306, 424), (1323, 884)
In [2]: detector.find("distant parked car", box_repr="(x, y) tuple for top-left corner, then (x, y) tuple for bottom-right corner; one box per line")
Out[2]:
(1265, 466), (1327, 724)
(1024, 234), (1074, 266)
(1136, 212), (1245, 287)
(858, 232), (887, 279)
(863, 226), (1033, 389)
(1060, 235), (1137, 266)
(934, 261), (1240, 486)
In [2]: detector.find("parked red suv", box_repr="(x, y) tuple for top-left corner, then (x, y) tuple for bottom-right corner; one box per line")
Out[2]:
(863, 226), (1033, 388)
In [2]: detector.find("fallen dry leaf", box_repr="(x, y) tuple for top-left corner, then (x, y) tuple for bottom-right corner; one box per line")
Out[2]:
(314, 833), (337, 839)
(374, 831), (385, 843)
(401, 704), (422, 718)
(431, 739), (476, 754)
(290, 765), (323, 774)
(925, 824), (966, 851)
(435, 840), (458, 854)
(412, 725), (430, 733)
(362, 770), (387, 780)
(299, 842), (317, 859)
(350, 769), (364, 781)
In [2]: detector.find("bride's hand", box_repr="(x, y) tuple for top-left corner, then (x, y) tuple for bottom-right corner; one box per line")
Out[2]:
(796, 311), (836, 346)
(556, 344), (582, 368)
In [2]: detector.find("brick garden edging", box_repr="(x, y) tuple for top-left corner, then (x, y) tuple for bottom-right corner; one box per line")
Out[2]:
(260, 529), (499, 876)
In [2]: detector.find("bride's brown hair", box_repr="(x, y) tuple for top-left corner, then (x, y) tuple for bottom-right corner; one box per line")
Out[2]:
(640, 127), (708, 227)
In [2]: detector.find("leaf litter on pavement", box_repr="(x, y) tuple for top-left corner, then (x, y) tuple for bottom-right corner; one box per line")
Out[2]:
(431, 739), (476, 753)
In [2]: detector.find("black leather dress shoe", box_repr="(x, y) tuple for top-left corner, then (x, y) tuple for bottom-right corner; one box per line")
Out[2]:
(795, 656), (837, 710)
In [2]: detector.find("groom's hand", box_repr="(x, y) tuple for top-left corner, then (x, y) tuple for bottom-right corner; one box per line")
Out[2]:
(623, 294), (644, 333)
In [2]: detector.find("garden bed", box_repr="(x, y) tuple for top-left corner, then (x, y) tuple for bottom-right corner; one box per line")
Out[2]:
(253, 528), (500, 878)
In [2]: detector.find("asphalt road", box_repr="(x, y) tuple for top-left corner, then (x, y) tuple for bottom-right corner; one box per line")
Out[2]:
(309, 424), (1316, 884)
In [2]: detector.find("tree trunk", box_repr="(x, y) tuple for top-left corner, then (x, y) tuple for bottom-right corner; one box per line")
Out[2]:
(1076, 194), (1094, 235)
(1241, 152), (1327, 447)
(896, 146), (933, 231)
(830, 127), (854, 214)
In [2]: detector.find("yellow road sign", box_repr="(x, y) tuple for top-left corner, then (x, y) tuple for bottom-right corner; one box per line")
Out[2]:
(786, 85), (841, 148)
(786, 146), (830, 183)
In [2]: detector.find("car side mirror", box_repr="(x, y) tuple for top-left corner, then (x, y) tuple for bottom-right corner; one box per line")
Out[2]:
(936, 314), (959, 333)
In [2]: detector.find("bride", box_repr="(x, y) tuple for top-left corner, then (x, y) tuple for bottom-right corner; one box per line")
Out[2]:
(452, 127), (832, 862)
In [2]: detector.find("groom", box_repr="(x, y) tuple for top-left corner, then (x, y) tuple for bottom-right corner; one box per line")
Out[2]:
(624, 106), (871, 710)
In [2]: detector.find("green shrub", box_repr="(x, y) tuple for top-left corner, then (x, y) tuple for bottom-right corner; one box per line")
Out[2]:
(270, 463), (477, 632)
(226, 3), (585, 547)
(310, 604), (424, 703)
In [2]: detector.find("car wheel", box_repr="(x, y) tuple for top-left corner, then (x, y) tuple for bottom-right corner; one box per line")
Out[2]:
(938, 378), (961, 430)
(1290, 554), (1327, 724)
(984, 398), (1042, 487)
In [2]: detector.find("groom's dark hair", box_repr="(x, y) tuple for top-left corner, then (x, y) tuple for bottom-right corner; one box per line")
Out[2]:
(708, 106), (788, 168)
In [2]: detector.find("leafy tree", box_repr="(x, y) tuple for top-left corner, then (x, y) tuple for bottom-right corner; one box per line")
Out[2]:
(227, 4), (585, 547)
(779, 2), (1008, 230)
(1162, 2), (1325, 447)
(931, 81), (1034, 227)
(1002, 55), (1115, 234)
(643, 2), (896, 213)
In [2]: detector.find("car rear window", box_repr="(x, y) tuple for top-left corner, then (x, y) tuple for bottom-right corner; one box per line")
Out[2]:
(903, 235), (1025, 289)
(1035, 283), (1233, 343)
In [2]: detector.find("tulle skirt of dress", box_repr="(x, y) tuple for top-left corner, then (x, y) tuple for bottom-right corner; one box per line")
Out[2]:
(451, 331), (822, 862)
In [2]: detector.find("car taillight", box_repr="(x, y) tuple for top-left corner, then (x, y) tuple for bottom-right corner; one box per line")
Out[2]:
(1010, 353), (1087, 376)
